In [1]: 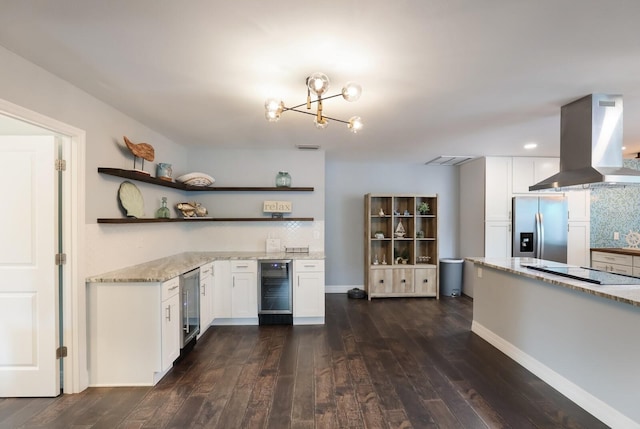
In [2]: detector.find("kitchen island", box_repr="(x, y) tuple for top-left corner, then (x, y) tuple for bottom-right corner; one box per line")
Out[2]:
(467, 257), (640, 429)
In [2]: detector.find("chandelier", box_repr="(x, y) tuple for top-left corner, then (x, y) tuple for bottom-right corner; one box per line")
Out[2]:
(264, 72), (364, 133)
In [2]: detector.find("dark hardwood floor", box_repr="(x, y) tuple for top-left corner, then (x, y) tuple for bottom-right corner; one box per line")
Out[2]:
(0, 294), (608, 428)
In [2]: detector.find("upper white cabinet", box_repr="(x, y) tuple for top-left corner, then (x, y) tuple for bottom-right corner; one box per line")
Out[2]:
(485, 157), (512, 221)
(512, 157), (559, 194)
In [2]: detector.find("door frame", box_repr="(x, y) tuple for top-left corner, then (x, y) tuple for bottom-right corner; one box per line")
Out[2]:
(0, 98), (86, 394)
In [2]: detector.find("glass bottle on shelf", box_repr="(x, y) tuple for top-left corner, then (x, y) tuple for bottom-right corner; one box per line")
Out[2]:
(155, 196), (170, 219)
(275, 171), (292, 187)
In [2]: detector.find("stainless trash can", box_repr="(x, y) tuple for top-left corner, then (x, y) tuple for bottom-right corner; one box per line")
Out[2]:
(439, 258), (463, 297)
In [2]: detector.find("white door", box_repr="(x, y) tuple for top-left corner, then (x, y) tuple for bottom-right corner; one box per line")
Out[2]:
(0, 136), (59, 397)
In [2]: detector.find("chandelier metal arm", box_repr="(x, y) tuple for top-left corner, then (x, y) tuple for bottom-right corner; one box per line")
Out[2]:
(283, 106), (349, 124)
(286, 92), (343, 110)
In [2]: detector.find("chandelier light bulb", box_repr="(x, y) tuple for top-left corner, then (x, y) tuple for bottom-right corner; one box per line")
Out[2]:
(264, 98), (284, 122)
(307, 72), (330, 96)
(348, 116), (363, 133)
(314, 117), (329, 129)
(342, 82), (362, 102)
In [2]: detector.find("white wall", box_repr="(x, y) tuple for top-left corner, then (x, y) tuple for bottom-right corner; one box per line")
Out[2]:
(325, 160), (459, 289)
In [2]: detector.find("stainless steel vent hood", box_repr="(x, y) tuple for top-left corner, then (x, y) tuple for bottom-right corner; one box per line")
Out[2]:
(529, 94), (640, 191)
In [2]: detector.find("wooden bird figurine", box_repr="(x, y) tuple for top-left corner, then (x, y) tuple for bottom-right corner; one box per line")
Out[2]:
(124, 136), (155, 173)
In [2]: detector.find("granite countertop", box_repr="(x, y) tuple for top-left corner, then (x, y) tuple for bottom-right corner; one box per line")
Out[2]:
(466, 257), (640, 308)
(591, 247), (640, 257)
(87, 251), (325, 283)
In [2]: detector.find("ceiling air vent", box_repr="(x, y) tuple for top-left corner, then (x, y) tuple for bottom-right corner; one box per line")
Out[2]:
(296, 144), (320, 150)
(425, 156), (475, 166)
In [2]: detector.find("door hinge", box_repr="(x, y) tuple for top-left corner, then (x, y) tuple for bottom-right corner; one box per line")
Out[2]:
(56, 346), (68, 359)
(55, 159), (66, 171)
(55, 253), (67, 265)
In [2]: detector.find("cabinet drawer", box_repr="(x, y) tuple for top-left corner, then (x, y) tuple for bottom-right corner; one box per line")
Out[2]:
(231, 260), (256, 272)
(294, 260), (324, 272)
(592, 261), (634, 275)
(591, 251), (632, 267)
(162, 277), (180, 301)
(200, 262), (214, 278)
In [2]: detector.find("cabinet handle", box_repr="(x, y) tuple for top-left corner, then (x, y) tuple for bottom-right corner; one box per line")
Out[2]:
(401, 279), (406, 283)
(184, 291), (190, 333)
(201, 284), (206, 296)
(235, 264), (249, 269)
(304, 264), (315, 268)
(168, 285), (179, 291)
(166, 305), (171, 321)
(233, 277), (235, 287)
(379, 279), (384, 283)
(423, 279), (428, 283)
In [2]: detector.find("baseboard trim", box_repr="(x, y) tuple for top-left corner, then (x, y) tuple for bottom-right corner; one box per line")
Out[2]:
(324, 285), (362, 294)
(471, 321), (639, 429)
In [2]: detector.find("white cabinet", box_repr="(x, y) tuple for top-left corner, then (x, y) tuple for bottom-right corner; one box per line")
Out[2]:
(161, 277), (181, 371)
(293, 260), (325, 324)
(567, 222), (590, 266)
(512, 157), (559, 194)
(567, 190), (591, 222)
(88, 276), (181, 386)
(213, 260), (231, 319)
(198, 262), (214, 338)
(485, 157), (512, 221)
(591, 251), (634, 275)
(212, 260), (258, 325)
(231, 260), (258, 320)
(485, 221), (512, 258)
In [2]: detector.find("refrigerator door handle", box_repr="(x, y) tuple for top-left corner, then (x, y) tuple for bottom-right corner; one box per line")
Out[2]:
(539, 212), (545, 260)
(535, 212), (542, 258)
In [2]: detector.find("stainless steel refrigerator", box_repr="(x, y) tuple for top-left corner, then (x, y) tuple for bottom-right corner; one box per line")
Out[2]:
(512, 196), (568, 263)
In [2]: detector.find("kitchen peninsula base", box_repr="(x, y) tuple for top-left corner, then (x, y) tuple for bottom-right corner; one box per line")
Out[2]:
(469, 257), (640, 428)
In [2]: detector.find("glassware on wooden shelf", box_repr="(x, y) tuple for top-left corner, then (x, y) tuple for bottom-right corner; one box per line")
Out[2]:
(275, 171), (292, 187)
(155, 197), (171, 219)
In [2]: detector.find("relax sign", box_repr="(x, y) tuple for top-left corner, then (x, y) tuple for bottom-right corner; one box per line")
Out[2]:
(263, 200), (292, 213)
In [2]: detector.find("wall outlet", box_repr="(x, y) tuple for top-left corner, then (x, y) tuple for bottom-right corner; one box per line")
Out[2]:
(614, 231), (620, 240)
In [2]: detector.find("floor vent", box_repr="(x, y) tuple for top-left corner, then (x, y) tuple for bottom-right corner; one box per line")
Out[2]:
(425, 156), (475, 166)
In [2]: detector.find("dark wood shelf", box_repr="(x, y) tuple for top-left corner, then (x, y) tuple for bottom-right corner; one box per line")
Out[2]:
(97, 217), (314, 224)
(98, 168), (314, 192)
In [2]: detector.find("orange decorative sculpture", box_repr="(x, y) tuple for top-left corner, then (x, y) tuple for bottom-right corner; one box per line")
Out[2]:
(124, 136), (155, 173)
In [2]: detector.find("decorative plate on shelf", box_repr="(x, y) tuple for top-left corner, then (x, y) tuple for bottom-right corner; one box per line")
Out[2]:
(176, 172), (215, 187)
(118, 181), (144, 218)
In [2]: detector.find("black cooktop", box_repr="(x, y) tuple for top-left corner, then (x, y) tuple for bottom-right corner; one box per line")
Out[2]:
(522, 264), (640, 285)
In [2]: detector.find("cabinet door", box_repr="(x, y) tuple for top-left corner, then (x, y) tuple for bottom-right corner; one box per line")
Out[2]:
(294, 270), (325, 318)
(199, 266), (214, 336)
(392, 268), (414, 293)
(232, 272), (258, 318)
(213, 261), (231, 318)
(369, 268), (393, 294)
(485, 157), (512, 221)
(161, 292), (180, 371)
(485, 221), (511, 258)
(566, 190), (590, 222)
(567, 222), (590, 266)
(414, 268), (437, 296)
(512, 157), (559, 194)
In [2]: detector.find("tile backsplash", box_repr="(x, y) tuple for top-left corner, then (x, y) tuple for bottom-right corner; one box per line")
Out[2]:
(590, 159), (640, 248)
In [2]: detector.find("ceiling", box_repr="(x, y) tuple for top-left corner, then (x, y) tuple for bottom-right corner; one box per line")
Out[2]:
(2, 0), (640, 163)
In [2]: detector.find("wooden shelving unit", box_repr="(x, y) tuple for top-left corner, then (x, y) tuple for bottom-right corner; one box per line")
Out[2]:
(364, 194), (439, 300)
(97, 167), (315, 224)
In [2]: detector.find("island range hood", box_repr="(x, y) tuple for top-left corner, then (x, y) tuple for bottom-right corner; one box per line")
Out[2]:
(529, 94), (640, 191)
